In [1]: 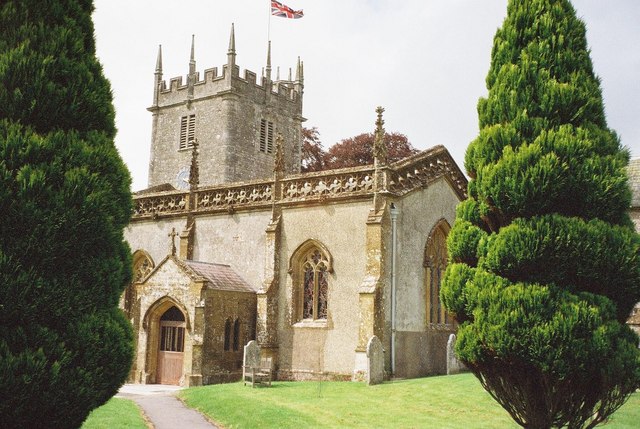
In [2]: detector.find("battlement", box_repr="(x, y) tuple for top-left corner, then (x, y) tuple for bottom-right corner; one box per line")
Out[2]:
(156, 65), (301, 107)
(151, 27), (303, 110)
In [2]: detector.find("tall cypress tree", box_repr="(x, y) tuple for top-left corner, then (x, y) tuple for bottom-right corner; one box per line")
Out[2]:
(0, 1), (133, 427)
(442, 0), (640, 427)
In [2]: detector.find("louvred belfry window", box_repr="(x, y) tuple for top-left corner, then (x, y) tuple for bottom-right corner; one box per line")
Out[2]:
(259, 119), (274, 154)
(179, 114), (196, 150)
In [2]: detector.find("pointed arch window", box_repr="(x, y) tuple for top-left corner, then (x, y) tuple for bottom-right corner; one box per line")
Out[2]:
(425, 220), (451, 325)
(302, 250), (329, 320)
(290, 240), (333, 324)
(233, 319), (240, 351)
(224, 318), (232, 351)
(124, 250), (155, 318)
(132, 250), (154, 283)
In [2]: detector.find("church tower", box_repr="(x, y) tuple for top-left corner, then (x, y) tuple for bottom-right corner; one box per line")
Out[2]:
(147, 25), (305, 190)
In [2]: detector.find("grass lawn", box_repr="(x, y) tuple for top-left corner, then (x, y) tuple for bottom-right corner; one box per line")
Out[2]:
(180, 373), (640, 429)
(81, 397), (148, 429)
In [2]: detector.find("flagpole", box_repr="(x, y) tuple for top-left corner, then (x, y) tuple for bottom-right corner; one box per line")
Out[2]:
(267, 0), (272, 44)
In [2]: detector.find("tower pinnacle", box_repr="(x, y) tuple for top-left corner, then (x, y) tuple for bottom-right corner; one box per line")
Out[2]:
(294, 56), (304, 99)
(266, 40), (272, 82)
(153, 44), (163, 106)
(189, 34), (196, 74)
(155, 44), (163, 74)
(188, 35), (196, 103)
(227, 23), (236, 66)
(295, 56), (301, 81)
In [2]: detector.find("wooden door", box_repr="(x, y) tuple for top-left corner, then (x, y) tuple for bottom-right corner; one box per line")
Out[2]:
(157, 307), (186, 385)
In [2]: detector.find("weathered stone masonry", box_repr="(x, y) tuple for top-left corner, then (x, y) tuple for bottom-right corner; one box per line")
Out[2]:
(123, 25), (470, 385)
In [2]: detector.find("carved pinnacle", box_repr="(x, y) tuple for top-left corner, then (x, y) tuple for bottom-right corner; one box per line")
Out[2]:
(169, 227), (178, 256)
(188, 139), (199, 191)
(274, 133), (285, 173)
(373, 106), (387, 164)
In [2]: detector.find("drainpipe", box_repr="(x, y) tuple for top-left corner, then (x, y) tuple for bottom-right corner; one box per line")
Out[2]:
(389, 203), (399, 375)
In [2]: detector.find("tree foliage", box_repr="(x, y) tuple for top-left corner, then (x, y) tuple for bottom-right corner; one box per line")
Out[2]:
(442, 1), (640, 428)
(0, 1), (133, 427)
(324, 131), (418, 170)
(301, 126), (325, 172)
(301, 127), (418, 172)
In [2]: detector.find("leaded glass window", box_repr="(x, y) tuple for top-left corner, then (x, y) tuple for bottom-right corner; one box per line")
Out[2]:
(301, 249), (329, 320)
(425, 220), (450, 325)
(224, 319), (231, 351)
(233, 319), (240, 351)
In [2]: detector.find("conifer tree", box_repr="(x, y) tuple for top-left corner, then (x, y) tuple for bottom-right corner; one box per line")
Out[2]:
(0, 1), (133, 427)
(442, 1), (640, 427)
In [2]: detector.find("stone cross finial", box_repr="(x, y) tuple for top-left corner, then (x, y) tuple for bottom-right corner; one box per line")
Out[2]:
(274, 133), (285, 173)
(373, 106), (387, 164)
(169, 227), (178, 256)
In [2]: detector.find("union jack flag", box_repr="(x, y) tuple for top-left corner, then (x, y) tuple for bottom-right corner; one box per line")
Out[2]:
(271, 0), (303, 19)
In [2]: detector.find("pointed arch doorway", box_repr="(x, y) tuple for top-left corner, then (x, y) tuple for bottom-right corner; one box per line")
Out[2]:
(157, 306), (186, 385)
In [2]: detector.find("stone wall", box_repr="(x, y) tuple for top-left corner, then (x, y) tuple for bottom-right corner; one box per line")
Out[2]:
(193, 210), (272, 289)
(630, 208), (640, 233)
(125, 217), (187, 266)
(395, 328), (454, 377)
(386, 178), (461, 377)
(277, 201), (371, 380)
(201, 289), (257, 384)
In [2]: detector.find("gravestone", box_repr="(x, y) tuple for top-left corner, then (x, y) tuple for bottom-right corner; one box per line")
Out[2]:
(366, 335), (384, 385)
(446, 334), (466, 375)
(243, 340), (261, 380)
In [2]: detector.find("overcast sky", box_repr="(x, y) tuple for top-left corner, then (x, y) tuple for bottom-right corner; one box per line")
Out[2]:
(92, 1), (640, 191)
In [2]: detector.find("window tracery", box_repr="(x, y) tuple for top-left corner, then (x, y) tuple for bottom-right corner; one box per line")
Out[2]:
(132, 251), (154, 283)
(425, 220), (451, 325)
(302, 250), (329, 320)
(290, 240), (332, 323)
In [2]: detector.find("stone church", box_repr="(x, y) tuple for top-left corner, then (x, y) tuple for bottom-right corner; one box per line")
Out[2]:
(122, 26), (468, 386)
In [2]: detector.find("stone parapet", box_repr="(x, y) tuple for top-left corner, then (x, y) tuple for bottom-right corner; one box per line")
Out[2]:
(155, 65), (301, 109)
(388, 145), (467, 199)
(132, 146), (468, 221)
